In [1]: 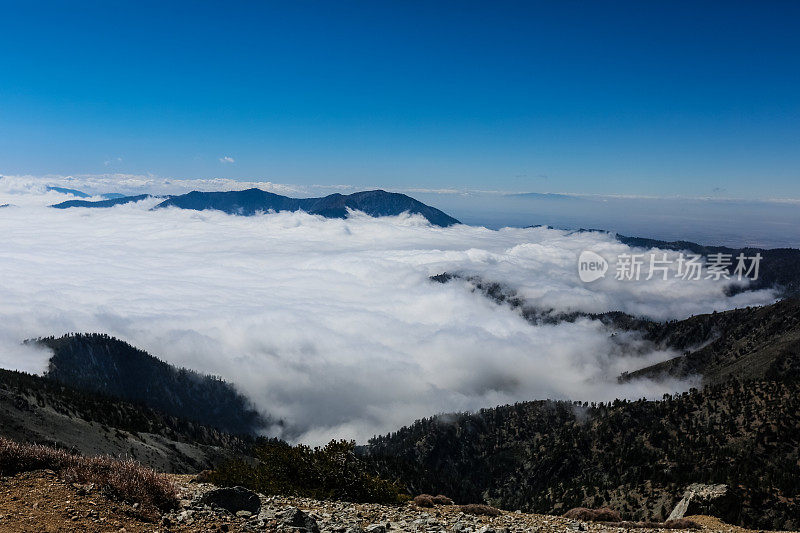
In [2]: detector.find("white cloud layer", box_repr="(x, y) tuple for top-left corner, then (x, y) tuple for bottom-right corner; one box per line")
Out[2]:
(0, 180), (777, 443)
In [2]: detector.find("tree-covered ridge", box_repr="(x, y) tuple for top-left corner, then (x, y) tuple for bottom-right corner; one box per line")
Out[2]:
(35, 333), (270, 436)
(617, 234), (800, 296)
(0, 366), (252, 453)
(436, 272), (800, 384)
(210, 439), (408, 504)
(625, 298), (800, 383)
(365, 379), (800, 530)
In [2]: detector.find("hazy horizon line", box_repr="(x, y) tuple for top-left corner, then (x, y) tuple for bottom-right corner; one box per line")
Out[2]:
(3, 172), (800, 205)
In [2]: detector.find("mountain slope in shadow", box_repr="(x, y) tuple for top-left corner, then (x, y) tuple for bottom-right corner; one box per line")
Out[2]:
(621, 298), (800, 384)
(0, 366), (252, 472)
(34, 333), (269, 436)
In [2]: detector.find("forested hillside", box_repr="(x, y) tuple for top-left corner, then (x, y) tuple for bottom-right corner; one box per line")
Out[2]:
(0, 366), (252, 472)
(36, 333), (269, 436)
(366, 378), (800, 530)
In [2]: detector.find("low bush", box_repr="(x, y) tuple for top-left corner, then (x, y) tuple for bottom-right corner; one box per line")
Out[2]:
(563, 507), (697, 528)
(0, 436), (177, 517)
(413, 494), (435, 507)
(209, 439), (407, 504)
(431, 494), (453, 505)
(63, 456), (177, 515)
(460, 503), (502, 516)
(662, 519), (701, 529)
(617, 519), (700, 529)
(563, 507), (622, 522)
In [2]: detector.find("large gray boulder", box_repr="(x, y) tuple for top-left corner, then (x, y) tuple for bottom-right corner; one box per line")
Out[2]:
(198, 486), (261, 515)
(668, 483), (738, 522)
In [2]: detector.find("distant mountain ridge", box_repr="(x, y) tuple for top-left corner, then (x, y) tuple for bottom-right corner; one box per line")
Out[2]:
(50, 194), (157, 209)
(46, 186), (127, 200)
(521, 228), (800, 296)
(616, 234), (800, 295)
(50, 188), (461, 227)
(154, 188), (460, 226)
(46, 186), (91, 198)
(34, 333), (269, 436)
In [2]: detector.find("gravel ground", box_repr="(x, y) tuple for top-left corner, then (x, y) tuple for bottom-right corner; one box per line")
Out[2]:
(1, 470), (795, 533)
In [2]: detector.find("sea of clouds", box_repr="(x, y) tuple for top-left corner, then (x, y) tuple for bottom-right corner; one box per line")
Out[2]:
(0, 176), (778, 443)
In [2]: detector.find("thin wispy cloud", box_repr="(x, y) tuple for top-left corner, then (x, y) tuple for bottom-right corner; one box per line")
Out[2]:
(219, 156), (235, 164)
(0, 174), (309, 199)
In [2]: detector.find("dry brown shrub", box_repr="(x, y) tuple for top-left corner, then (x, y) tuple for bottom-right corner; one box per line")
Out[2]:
(413, 494), (435, 507)
(662, 519), (701, 529)
(460, 503), (502, 516)
(0, 436), (177, 517)
(617, 519), (700, 529)
(431, 494), (453, 505)
(564, 507), (622, 522)
(563, 507), (696, 529)
(63, 456), (178, 515)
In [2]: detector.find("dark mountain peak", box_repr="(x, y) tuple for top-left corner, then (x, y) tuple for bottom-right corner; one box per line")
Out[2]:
(157, 188), (298, 216)
(350, 189), (388, 197)
(314, 189), (460, 226)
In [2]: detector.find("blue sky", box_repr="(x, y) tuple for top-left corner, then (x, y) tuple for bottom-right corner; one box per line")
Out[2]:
(1, 1), (798, 198)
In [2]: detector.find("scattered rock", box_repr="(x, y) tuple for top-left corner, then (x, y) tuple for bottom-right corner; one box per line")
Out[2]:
(193, 469), (214, 483)
(0, 470), (753, 532)
(277, 506), (320, 532)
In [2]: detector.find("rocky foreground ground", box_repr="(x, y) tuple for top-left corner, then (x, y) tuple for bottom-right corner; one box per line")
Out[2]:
(0, 470), (795, 533)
